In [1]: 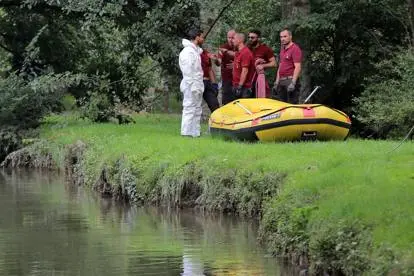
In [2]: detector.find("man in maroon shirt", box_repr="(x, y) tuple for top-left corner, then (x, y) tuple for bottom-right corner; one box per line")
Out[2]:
(232, 33), (255, 99)
(200, 48), (219, 112)
(273, 29), (303, 104)
(247, 30), (276, 98)
(215, 30), (236, 105)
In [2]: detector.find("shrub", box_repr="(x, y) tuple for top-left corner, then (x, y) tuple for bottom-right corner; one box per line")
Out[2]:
(309, 220), (372, 275)
(80, 92), (115, 123)
(0, 72), (84, 161)
(0, 128), (21, 162)
(354, 49), (414, 138)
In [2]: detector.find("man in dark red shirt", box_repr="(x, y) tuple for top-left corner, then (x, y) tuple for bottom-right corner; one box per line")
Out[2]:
(247, 30), (276, 98)
(232, 33), (255, 99)
(200, 49), (219, 112)
(273, 29), (303, 104)
(215, 30), (236, 105)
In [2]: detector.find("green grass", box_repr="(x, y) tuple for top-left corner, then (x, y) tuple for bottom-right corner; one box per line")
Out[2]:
(39, 113), (414, 275)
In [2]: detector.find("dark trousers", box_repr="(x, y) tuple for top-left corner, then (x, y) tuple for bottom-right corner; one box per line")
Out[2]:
(272, 78), (300, 104)
(251, 81), (257, 98)
(221, 80), (236, 105)
(203, 80), (220, 112)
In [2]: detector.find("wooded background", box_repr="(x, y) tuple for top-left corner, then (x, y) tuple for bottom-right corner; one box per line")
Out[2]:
(1, 0), (413, 159)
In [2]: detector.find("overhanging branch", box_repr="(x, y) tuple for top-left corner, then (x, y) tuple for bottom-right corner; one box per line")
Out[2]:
(0, 43), (14, 54)
(0, 0), (101, 18)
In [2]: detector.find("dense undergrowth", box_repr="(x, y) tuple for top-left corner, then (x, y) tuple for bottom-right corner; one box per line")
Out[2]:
(5, 113), (413, 275)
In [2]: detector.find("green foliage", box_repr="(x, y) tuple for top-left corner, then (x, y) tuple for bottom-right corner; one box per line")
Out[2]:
(309, 220), (372, 275)
(354, 49), (414, 138)
(0, 128), (21, 162)
(61, 94), (77, 111)
(0, 0), (201, 123)
(259, 190), (316, 263)
(0, 72), (85, 129)
(0, 71), (84, 160)
(223, 0), (413, 110)
(80, 92), (115, 123)
(1, 0), (414, 136)
(159, 163), (284, 215)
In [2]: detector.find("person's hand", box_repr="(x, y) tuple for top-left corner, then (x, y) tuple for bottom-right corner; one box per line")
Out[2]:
(255, 58), (265, 66)
(212, 83), (219, 97)
(256, 64), (264, 73)
(226, 62), (233, 70)
(219, 48), (228, 54)
(208, 53), (218, 60)
(233, 85), (243, 98)
(287, 81), (296, 92)
(273, 80), (279, 89)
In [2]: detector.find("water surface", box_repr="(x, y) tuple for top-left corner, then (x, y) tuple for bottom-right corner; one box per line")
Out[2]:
(0, 170), (295, 275)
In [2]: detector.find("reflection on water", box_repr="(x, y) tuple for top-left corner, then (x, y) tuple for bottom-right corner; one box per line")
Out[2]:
(0, 169), (296, 276)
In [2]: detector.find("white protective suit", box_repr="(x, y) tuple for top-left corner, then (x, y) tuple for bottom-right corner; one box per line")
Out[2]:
(179, 39), (204, 137)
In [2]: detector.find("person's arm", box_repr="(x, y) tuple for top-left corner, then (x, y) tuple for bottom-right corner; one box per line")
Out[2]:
(291, 46), (303, 84)
(179, 52), (196, 78)
(208, 66), (216, 83)
(256, 48), (276, 70)
(263, 57), (276, 68)
(256, 57), (276, 71)
(219, 48), (236, 57)
(215, 57), (221, 66)
(214, 48), (223, 66)
(292, 62), (301, 84)
(239, 67), (249, 87)
(275, 66), (280, 84)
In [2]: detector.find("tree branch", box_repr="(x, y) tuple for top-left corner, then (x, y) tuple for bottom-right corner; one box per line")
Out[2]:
(0, 0), (96, 18)
(0, 43), (14, 54)
(0, 0), (22, 8)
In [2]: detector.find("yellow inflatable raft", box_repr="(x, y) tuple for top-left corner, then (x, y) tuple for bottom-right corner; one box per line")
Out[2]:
(209, 98), (351, 142)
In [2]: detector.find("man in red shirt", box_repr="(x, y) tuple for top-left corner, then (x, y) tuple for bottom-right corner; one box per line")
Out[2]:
(232, 33), (255, 99)
(273, 29), (303, 104)
(200, 48), (219, 112)
(247, 30), (276, 98)
(215, 30), (236, 105)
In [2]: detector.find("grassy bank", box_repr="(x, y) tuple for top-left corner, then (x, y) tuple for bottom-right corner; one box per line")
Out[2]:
(23, 113), (414, 274)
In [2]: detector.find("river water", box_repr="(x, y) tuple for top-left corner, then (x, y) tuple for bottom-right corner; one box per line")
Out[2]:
(0, 169), (295, 275)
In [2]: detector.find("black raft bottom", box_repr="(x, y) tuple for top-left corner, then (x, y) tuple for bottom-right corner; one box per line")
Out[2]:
(209, 118), (351, 142)
(210, 128), (259, 142)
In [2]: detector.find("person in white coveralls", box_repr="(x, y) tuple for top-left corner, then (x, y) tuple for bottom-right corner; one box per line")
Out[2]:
(178, 29), (205, 138)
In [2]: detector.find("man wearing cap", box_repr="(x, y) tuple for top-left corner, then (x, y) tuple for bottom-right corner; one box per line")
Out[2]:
(247, 30), (276, 98)
(273, 29), (303, 104)
(232, 33), (255, 99)
(215, 30), (236, 105)
(178, 29), (205, 138)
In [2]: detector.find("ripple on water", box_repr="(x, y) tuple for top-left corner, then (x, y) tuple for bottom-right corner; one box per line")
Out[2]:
(0, 170), (297, 275)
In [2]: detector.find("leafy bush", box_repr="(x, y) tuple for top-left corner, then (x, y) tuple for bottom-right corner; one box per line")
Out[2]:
(61, 94), (77, 111)
(0, 72), (84, 129)
(309, 220), (372, 275)
(0, 128), (21, 162)
(80, 92), (115, 123)
(259, 191), (316, 259)
(354, 49), (414, 138)
(0, 72), (84, 161)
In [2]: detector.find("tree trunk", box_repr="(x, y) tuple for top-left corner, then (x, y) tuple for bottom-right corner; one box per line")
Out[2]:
(282, 0), (312, 103)
(162, 76), (169, 113)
